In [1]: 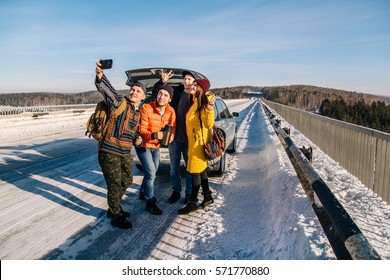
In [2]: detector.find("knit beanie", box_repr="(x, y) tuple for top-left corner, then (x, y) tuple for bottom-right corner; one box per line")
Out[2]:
(157, 84), (174, 99)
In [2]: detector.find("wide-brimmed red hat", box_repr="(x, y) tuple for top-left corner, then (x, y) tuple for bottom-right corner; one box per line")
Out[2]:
(195, 79), (210, 93)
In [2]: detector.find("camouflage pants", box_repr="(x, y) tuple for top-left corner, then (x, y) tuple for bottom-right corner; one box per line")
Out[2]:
(98, 151), (133, 216)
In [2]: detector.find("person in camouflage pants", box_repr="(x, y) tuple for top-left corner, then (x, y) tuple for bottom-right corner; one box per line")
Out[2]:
(95, 60), (145, 229)
(98, 152), (134, 217)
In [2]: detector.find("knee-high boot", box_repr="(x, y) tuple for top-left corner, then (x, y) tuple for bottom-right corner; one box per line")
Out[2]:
(199, 190), (214, 209)
(177, 184), (200, 215)
(199, 176), (213, 209)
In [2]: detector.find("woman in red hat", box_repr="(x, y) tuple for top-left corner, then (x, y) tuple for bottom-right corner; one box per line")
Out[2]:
(178, 78), (216, 214)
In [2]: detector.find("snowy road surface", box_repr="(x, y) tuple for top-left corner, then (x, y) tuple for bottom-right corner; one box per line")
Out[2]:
(0, 99), (389, 260)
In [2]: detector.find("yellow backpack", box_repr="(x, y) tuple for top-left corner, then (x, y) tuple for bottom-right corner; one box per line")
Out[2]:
(85, 100), (127, 140)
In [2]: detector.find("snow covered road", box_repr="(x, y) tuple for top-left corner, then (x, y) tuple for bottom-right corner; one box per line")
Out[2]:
(0, 99), (389, 260)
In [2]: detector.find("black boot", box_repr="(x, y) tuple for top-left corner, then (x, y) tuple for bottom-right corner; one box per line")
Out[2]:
(111, 216), (132, 229)
(145, 198), (162, 215)
(184, 194), (191, 204)
(177, 201), (198, 215)
(107, 207), (130, 218)
(168, 191), (180, 204)
(199, 191), (214, 209)
(179, 182), (200, 215)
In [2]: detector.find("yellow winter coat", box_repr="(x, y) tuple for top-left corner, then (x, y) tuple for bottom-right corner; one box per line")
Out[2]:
(186, 96), (215, 173)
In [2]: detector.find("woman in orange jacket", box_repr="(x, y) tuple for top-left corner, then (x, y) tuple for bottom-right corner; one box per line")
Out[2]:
(136, 84), (176, 215)
(178, 79), (216, 215)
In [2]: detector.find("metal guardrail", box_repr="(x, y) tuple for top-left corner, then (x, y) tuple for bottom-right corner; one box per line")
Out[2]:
(0, 104), (96, 116)
(262, 99), (390, 206)
(262, 101), (381, 260)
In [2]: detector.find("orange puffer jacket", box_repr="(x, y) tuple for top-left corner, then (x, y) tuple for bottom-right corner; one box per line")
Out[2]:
(139, 101), (176, 149)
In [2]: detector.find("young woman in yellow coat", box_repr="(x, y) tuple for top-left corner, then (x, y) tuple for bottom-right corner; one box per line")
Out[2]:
(178, 79), (216, 215)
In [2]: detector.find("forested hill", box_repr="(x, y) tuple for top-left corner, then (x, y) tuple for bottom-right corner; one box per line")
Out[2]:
(262, 85), (390, 111)
(1, 85), (389, 108)
(0, 90), (127, 107)
(262, 85), (390, 133)
(2, 85), (389, 133)
(0, 86), (259, 107)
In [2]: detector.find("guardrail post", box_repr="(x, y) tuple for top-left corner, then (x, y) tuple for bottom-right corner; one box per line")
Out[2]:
(299, 146), (312, 163)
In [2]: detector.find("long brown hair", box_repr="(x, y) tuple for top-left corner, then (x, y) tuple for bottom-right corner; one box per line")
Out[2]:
(194, 85), (210, 115)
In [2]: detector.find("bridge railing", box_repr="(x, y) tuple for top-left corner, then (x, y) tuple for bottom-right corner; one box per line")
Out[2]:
(262, 99), (390, 206)
(262, 101), (381, 260)
(0, 104), (96, 116)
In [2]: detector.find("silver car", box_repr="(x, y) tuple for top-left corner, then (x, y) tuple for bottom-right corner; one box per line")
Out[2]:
(127, 67), (239, 176)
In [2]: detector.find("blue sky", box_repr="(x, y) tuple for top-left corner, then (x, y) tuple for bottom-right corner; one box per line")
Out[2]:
(1, 0), (389, 96)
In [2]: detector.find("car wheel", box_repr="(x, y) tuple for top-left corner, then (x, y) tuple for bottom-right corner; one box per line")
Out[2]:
(212, 152), (226, 177)
(227, 130), (237, 153)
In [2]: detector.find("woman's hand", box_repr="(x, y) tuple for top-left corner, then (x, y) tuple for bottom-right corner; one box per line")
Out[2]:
(206, 95), (216, 111)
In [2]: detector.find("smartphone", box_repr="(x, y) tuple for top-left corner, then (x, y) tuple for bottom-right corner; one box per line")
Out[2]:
(100, 59), (113, 69)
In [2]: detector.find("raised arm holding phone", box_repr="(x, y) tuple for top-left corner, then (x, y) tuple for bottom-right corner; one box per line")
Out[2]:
(94, 59), (145, 229)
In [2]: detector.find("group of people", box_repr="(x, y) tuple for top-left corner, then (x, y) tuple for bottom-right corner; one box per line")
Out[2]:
(95, 61), (216, 229)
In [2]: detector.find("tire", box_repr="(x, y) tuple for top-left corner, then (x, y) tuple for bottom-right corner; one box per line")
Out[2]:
(212, 152), (226, 177)
(227, 130), (237, 153)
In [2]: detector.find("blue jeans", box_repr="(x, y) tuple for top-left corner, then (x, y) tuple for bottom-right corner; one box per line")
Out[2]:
(135, 147), (160, 201)
(168, 140), (192, 195)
